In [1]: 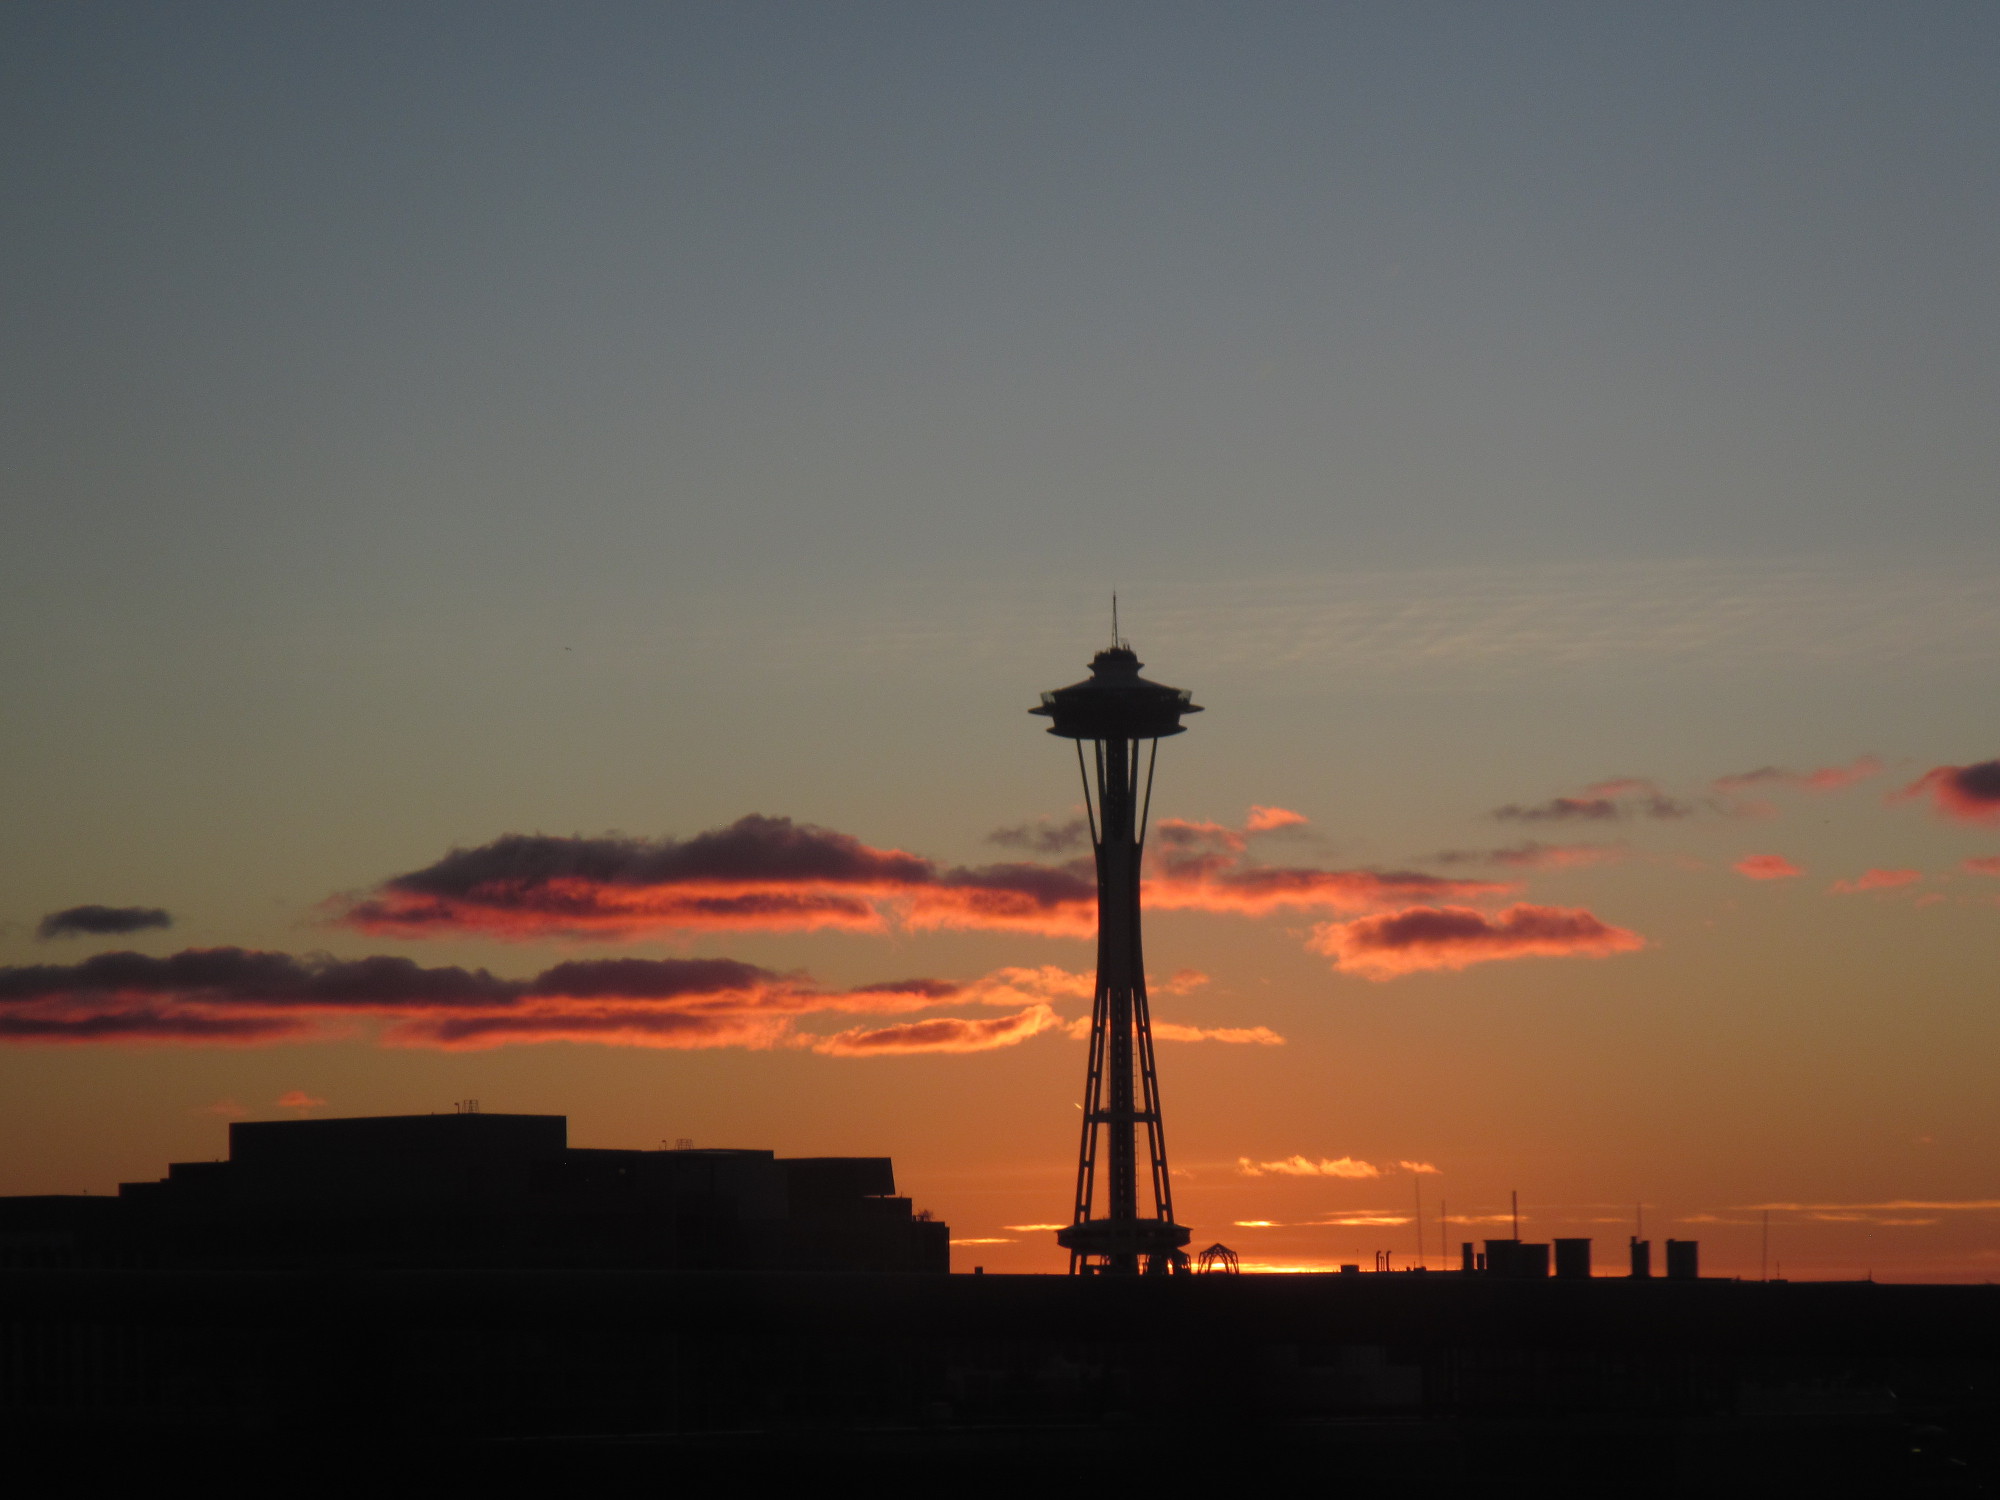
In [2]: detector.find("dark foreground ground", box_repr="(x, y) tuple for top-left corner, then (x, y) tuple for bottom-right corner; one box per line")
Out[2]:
(7, 1270), (2000, 1494)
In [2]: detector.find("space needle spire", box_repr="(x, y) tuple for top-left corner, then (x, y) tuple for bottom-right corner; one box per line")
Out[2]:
(1031, 635), (1202, 1275)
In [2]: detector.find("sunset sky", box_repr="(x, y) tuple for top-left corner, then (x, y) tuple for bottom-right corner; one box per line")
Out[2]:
(6, 2), (2000, 1278)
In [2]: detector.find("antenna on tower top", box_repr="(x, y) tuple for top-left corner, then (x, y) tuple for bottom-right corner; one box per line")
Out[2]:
(1112, 592), (1121, 648)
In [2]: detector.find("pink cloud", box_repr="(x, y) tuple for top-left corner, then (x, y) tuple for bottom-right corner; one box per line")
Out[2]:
(1733, 854), (1804, 881)
(1897, 761), (2000, 825)
(1148, 858), (1512, 919)
(1962, 857), (2000, 877)
(1713, 756), (1884, 796)
(334, 813), (1506, 942)
(0, 947), (1133, 1056)
(1310, 903), (1645, 980)
(333, 816), (1099, 940)
(275, 1090), (325, 1109)
(1829, 868), (1922, 895)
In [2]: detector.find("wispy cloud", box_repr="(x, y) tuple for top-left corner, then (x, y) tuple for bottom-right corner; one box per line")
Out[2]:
(1236, 1155), (1437, 1178)
(1233, 1214), (1413, 1228)
(1310, 903), (1644, 979)
(1148, 811), (1510, 917)
(714, 559), (2000, 683)
(1245, 805), (1309, 833)
(1492, 779), (1692, 824)
(1829, 868), (1921, 895)
(1151, 1022), (1285, 1045)
(1432, 842), (1625, 870)
(986, 816), (1090, 854)
(1238, 1155), (1381, 1179)
(1741, 1199), (2000, 1213)
(1713, 756), (1885, 799)
(812, 1004), (1063, 1056)
(1733, 854), (1804, 881)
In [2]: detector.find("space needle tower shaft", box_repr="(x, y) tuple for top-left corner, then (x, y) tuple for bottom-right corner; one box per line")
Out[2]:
(1031, 630), (1201, 1275)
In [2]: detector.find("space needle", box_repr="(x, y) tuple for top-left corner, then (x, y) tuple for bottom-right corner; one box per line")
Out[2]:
(1031, 625), (1202, 1275)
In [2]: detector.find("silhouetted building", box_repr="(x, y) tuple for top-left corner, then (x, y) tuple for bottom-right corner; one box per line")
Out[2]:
(1554, 1237), (1592, 1279)
(1482, 1239), (1551, 1278)
(0, 1112), (947, 1273)
(1666, 1237), (1700, 1280)
(1631, 1235), (1652, 1278)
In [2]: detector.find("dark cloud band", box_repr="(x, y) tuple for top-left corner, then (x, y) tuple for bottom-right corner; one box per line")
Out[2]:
(36, 905), (172, 940)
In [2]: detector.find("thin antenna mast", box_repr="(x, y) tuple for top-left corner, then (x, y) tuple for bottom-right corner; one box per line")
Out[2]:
(1112, 592), (1121, 648)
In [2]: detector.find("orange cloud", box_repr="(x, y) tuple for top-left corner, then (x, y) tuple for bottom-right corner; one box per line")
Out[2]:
(1829, 868), (1922, 895)
(811, 1004), (1062, 1056)
(1246, 805), (1309, 833)
(1310, 903), (1645, 979)
(1733, 854), (1804, 880)
(1897, 761), (2000, 825)
(1237, 1155), (1381, 1178)
(1963, 857), (2000, 877)
(390, 1009), (797, 1052)
(275, 1090), (325, 1108)
(1150, 1022), (1285, 1045)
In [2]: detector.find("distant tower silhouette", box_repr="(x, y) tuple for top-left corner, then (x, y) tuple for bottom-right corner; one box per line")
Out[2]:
(1031, 633), (1202, 1275)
